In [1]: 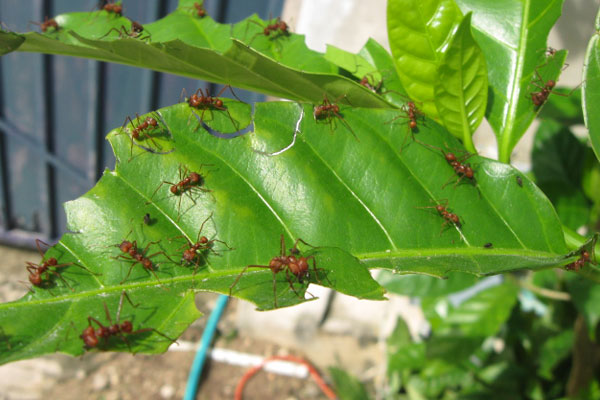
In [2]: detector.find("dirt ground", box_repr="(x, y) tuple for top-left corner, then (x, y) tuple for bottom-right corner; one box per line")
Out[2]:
(0, 244), (381, 400)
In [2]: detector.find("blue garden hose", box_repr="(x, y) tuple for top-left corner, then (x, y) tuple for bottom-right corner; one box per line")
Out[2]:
(183, 294), (229, 400)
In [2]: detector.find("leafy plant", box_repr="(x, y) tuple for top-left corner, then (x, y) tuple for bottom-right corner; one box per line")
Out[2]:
(0, 0), (599, 397)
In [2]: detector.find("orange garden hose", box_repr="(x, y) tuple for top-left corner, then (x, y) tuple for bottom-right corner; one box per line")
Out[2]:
(234, 354), (337, 400)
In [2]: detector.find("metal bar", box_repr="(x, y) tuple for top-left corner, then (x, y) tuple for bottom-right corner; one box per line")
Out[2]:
(0, 118), (89, 185)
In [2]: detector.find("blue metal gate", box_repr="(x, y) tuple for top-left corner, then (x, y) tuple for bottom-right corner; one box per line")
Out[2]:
(0, 0), (283, 248)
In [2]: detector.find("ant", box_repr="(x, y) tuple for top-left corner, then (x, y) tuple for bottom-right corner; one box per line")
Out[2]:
(183, 86), (240, 132)
(359, 75), (383, 93)
(111, 234), (172, 284)
(149, 164), (213, 221)
(565, 237), (597, 272)
(386, 101), (425, 151)
(170, 213), (232, 273)
(120, 113), (163, 158)
(313, 95), (358, 141)
(186, 2), (207, 18)
(420, 142), (476, 188)
(31, 17), (59, 33)
(529, 64), (578, 108)
(80, 291), (176, 351)
(484, 242), (493, 248)
(25, 239), (98, 291)
(229, 234), (326, 308)
(100, 1), (123, 16)
(246, 16), (290, 46)
(416, 199), (462, 235)
(516, 175), (523, 187)
(101, 20), (149, 40)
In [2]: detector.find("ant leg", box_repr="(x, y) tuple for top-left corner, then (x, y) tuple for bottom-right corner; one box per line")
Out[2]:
(120, 260), (141, 284)
(279, 234), (287, 257)
(35, 239), (51, 258)
(272, 270), (279, 308)
(197, 212), (214, 242)
(88, 316), (107, 330)
(49, 270), (74, 291)
(551, 82), (583, 97)
(333, 111), (358, 141)
(284, 269), (303, 299)
(229, 265), (251, 296)
(129, 327), (177, 345)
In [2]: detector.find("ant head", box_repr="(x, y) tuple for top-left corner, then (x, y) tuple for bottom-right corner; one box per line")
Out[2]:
(435, 205), (445, 213)
(215, 99), (223, 108)
(189, 95), (200, 108)
(465, 167), (474, 179)
(409, 120), (417, 129)
(119, 241), (133, 253)
(120, 321), (133, 333)
(147, 117), (158, 127)
(547, 80), (556, 88)
(142, 259), (153, 269)
(582, 250), (590, 261)
(80, 326), (98, 347)
(332, 105), (340, 113)
(113, 5), (123, 15)
(269, 258), (284, 271)
(131, 21), (143, 33)
(450, 214), (460, 224)
(170, 185), (179, 195)
(445, 153), (457, 163)
(29, 273), (42, 286)
(279, 21), (288, 31)
(199, 236), (208, 244)
(46, 257), (58, 266)
(189, 172), (201, 184)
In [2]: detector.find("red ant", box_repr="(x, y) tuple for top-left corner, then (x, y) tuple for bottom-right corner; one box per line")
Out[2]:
(386, 101), (425, 151)
(31, 17), (59, 33)
(313, 95), (358, 141)
(25, 239), (98, 291)
(359, 74), (383, 93)
(187, 2), (207, 18)
(246, 16), (290, 45)
(100, 1), (123, 16)
(420, 142), (475, 187)
(101, 20), (149, 40)
(183, 86), (240, 132)
(80, 291), (176, 351)
(229, 234), (327, 308)
(565, 237), (597, 272)
(112, 235), (172, 284)
(120, 113), (163, 159)
(170, 213), (232, 273)
(416, 200), (462, 235)
(529, 64), (578, 108)
(150, 164), (213, 221)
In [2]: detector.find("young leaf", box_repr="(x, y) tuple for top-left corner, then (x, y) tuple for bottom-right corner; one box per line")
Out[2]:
(455, 0), (567, 162)
(329, 367), (370, 400)
(434, 12), (487, 152)
(583, 6), (600, 163)
(387, 0), (463, 119)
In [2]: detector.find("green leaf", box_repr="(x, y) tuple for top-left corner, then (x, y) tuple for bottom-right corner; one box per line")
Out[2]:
(434, 12), (488, 152)
(387, 318), (426, 373)
(537, 329), (574, 380)
(377, 271), (478, 298)
(0, 29), (23, 55)
(531, 119), (590, 231)
(0, 98), (575, 364)
(328, 367), (370, 400)
(325, 44), (381, 82)
(583, 7), (600, 162)
(455, 0), (567, 162)
(436, 282), (519, 337)
(387, 0), (463, 119)
(0, 6), (392, 109)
